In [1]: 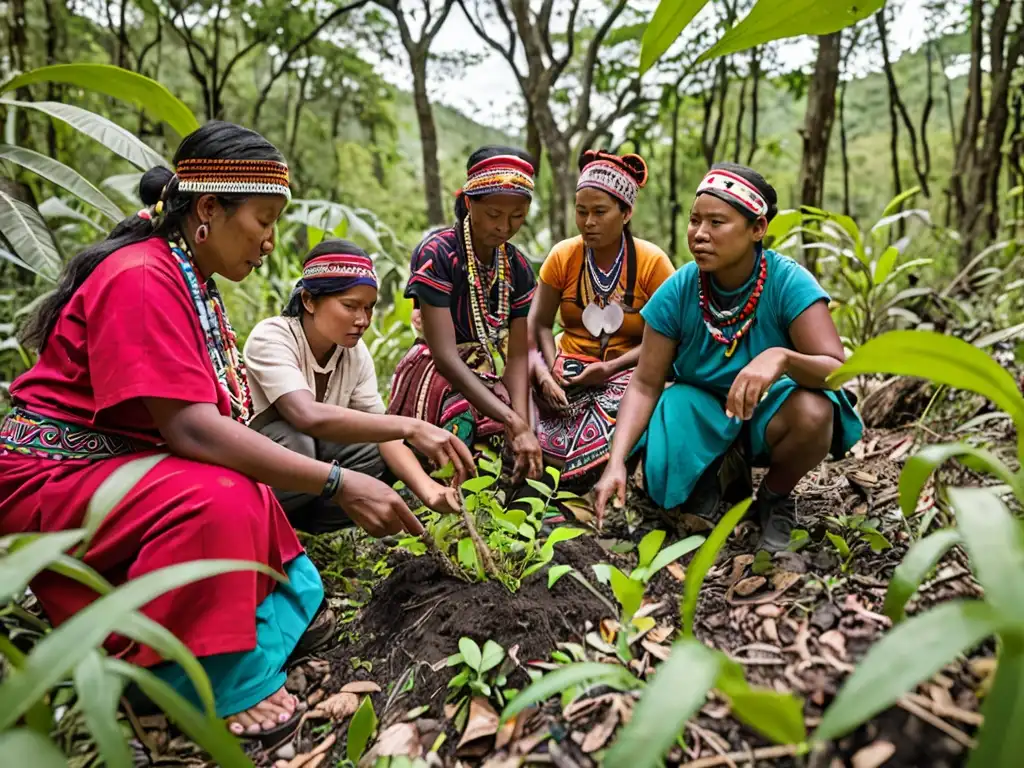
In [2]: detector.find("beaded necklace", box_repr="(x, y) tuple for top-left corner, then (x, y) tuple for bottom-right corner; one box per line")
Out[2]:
(583, 235), (625, 306)
(462, 216), (511, 371)
(697, 249), (768, 358)
(168, 236), (253, 422)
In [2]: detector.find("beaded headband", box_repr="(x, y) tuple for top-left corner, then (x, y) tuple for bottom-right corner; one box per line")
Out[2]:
(696, 169), (768, 218)
(462, 155), (535, 198)
(302, 253), (378, 287)
(175, 157), (291, 200)
(577, 157), (646, 210)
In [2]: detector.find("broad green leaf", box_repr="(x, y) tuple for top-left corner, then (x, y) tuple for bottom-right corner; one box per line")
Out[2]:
(447, 669), (471, 689)
(828, 331), (1024, 456)
(0, 145), (124, 223)
(639, 0), (710, 75)
(0, 559), (284, 728)
(0, 529), (86, 599)
(38, 196), (103, 230)
(78, 453), (169, 556)
(548, 564), (573, 588)
(73, 651), (131, 768)
(899, 443), (1021, 517)
(967, 637), (1024, 768)
(347, 696), (378, 763)
(526, 478), (552, 495)
(461, 474), (497, 494)
(813, 600), (1001, 742)
(592, 563), (612, 584)
(881, 186), (922, 217)
(287, 200), (382, 252)
(717, 663), (806, 745)
(500, 662), (639, 723)
(457, 537), (480, 575)
(545, 466), (561, 486)
(883, 529), (962, 623)
(480, 640), (505, 673)
(646, 535), (705, 581)
(605, 639), (724, 767)
(826, 532), (851, 559)
(0, 729), (68, 767)
(0, 243), (39, 275)
(682, 499), (752, 636)
(0, 99), (168, 171)
(609, 567), (644, 623)
(637, 530), (666, 569)
(459, 637), (483, 672)
(1, 64), (199, 136)
(763, 209), (802, 248)
(46, 554), (216, 715)
(947, 488), (1024, 625)
(514, 496), (547, 516)
(0, 190), (62, 280)
(106, 659), (253, 767)
(873, 246), (899, 285)
(698, 0), (885, 62)
(524, 527), (589, 577)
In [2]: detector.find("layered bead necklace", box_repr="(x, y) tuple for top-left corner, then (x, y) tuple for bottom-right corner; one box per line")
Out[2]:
(697, 249), (768, 358)
(462, 216), (511, 372)
(583, 235), (625, 307)
(169, 235), (253, 422)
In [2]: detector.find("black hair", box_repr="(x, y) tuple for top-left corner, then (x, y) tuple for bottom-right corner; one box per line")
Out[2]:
(282, 238), (370, 316)
(454, 144), (536, 220)
(22, 120), (286, 351)
(700, 162), (779, 223)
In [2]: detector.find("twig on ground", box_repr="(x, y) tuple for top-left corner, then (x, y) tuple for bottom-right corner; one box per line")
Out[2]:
(904, 691), (984, 727)
(459, 502), (500, 579)
(686, 722), (737, 768)
(684, 744), (800, 767)
(120, 698), (160, 756)
(897, 696), (976, 749)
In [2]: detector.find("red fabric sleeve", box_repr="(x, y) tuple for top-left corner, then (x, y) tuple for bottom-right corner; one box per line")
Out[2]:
(85, 244), (219, 413)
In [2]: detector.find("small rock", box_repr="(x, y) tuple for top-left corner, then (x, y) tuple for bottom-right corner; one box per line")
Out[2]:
(285, 667), (307, 695)
(275, 742), (296, 761)
(773, 551), (807, 574)
(756, 604), (783, 618)
(762, 618), (779, 644)
(811, 602), (842, 631)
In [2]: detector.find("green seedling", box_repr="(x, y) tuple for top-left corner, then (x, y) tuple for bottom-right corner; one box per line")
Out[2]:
(446, 637), (516, 722)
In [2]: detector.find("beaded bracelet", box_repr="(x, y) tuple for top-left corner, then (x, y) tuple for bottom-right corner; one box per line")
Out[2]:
(321, 461), (343, 499)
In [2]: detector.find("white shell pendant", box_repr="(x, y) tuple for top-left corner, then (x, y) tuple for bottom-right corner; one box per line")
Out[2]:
(582, 301), (624, 338)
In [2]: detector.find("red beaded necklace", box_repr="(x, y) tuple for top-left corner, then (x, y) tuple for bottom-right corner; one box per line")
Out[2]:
(697, 251), (768, 358)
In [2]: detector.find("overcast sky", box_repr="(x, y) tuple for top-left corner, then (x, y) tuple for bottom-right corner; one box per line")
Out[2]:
(374, 0), (933, 131)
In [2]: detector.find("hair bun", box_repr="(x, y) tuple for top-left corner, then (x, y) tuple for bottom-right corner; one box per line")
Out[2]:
(139, 167), (174, 206)
(619, 154), (649, 188)
(578, 149), (601, 172)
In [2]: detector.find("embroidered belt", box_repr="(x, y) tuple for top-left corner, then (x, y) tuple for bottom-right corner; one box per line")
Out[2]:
(0, 407), (155, 461)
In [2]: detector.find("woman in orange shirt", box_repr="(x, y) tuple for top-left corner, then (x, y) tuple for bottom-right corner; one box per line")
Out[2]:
(529, 150), (674, 486)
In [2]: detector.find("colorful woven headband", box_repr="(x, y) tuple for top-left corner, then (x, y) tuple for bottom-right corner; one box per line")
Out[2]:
(461, 155), (535, 199)
(696, 169), (768, 218)
(302, 253), (378, 288)
(175, 158), (291, 200)
(577, 159), (644, 210)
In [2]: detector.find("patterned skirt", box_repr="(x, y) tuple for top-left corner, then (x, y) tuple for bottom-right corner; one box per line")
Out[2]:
(387, 340), (510, 453)
(535, 353), (633, 485)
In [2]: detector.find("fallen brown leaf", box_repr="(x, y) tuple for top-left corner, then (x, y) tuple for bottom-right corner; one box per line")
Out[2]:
(851, 740), (896, 768)
(581, 704), (619, 753)
(283, 733), (336, 768)
(340, 681), (382, 694)
(364, 723), (422, 761)
(733, 576), (766, 597)
(666, 562), (686, 581)
(457, 697), (500, 750)
(641, 640), (672, 661)
(310, 692), (358, 721)
(647, 624), (672, 644)
(600, 618), (619, 644)
(494, 716), (517, 752)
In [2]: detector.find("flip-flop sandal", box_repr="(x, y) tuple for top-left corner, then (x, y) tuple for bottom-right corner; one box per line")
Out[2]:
(235, 706), (304, 750)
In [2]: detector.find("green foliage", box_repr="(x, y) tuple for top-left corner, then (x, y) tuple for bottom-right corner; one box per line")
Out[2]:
(883, 529), (961, 623)
(347, 696), (378, 764)
(446, 637), (514, 710)
(682, 499), (751, 636)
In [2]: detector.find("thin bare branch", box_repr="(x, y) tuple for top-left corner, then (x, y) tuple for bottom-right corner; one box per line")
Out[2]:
(571, 0), (628, 136)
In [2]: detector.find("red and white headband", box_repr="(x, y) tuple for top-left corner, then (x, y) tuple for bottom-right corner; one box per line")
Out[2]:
(577, 160), (640, 210)
(696, 169), (768, 218)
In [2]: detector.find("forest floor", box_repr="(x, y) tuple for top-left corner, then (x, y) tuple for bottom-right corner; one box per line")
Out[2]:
(119, 379), (1018, 768)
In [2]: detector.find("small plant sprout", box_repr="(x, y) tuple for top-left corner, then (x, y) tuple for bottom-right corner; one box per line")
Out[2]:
(446, 637), (516, 726)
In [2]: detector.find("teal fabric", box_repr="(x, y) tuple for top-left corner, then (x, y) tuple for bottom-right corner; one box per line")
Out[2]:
(636, 248), (864, 509)
(153, 554), (324, 717)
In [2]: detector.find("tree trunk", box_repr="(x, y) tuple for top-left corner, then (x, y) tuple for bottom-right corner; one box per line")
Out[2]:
(410, 52), (445, 226)
(702, 58), (730, 166)
(840, 80), (851, 216)
(797, 34), (841, 210)
(42, 0), (62, 157)
(8, 0), (31, 145)
(746, 47), (761, 165)
(368, 123), (385, 186)
(733, 75), (747, 163)
(288, 56), (312, 160)
(669, 85), (684, 260)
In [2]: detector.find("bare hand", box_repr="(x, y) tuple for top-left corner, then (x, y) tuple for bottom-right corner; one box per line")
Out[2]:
(333, 471), (425, 538)
(423, 482), (461, 516)
(593, 460), (627, 530)
(726, 348), (788, 421)
(536, 369), (570, 412)
(507, 416), (543, 484)
(565, 361), (610, 389)
(407, 421), (476, 485)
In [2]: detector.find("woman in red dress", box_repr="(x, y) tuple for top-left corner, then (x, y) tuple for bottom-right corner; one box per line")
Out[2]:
(0, 121), (422, 742)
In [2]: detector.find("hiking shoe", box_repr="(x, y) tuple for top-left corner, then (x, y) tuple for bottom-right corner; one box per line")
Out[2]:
(681, 458), (724, 522)
(755, 493), (796, 553)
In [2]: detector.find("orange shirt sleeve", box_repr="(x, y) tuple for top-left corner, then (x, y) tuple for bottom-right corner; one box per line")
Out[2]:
(538, 241), (568, 291)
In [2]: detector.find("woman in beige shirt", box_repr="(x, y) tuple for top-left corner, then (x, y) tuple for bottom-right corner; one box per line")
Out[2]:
(244, 239), (475, 532)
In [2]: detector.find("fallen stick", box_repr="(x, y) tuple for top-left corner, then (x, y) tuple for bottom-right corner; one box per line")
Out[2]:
(461, 502), (500, 579)
(685, 744), (799, 767)
(897, 696), (976, 749)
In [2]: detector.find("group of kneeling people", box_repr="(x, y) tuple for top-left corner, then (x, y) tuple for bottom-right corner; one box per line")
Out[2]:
(0, 121), (862, 740)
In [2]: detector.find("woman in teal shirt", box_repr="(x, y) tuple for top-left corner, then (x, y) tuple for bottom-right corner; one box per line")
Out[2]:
(593, 163), (862, 552)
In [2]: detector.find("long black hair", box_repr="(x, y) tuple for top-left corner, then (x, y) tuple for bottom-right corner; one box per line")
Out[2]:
(453, 144), (536, 221)
(22, 120), (286, 351)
